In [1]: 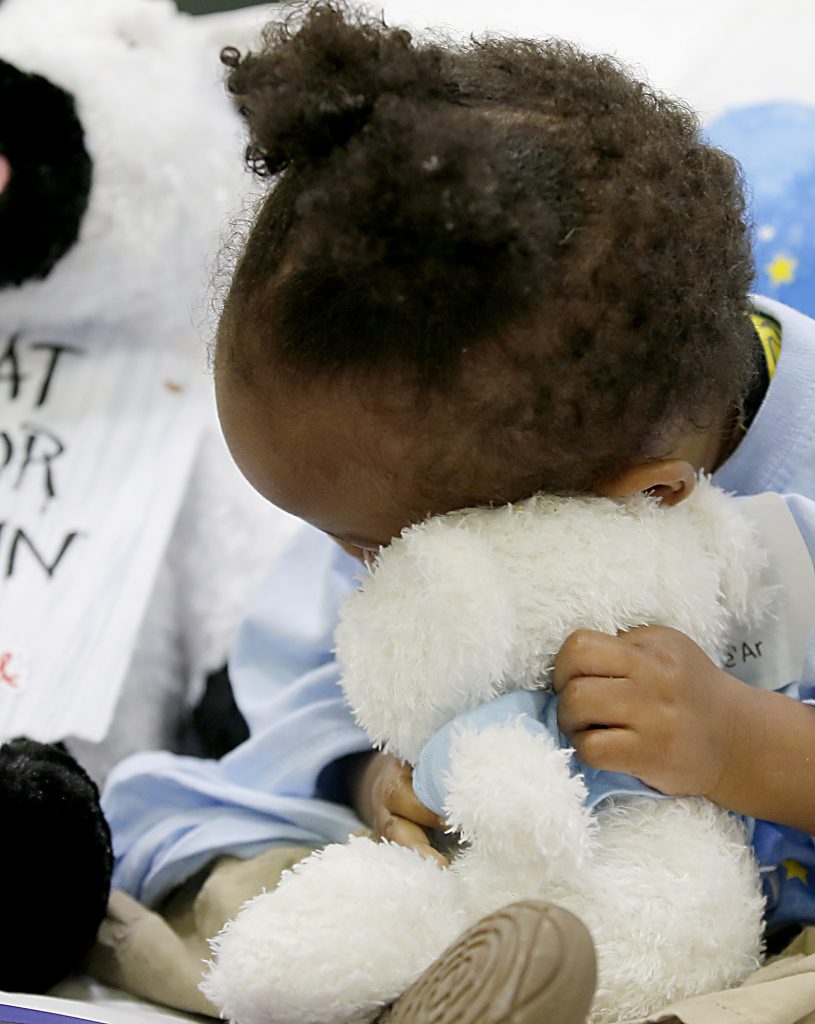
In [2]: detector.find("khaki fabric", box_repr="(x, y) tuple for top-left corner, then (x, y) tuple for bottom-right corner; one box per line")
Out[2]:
(90, 846), (815, 1024)
(88, 845), (316, 1017)
(636, 937), (815, 1024)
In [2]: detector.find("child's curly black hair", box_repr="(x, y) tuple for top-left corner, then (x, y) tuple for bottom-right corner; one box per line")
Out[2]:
(0, 738), (113, 993)
(219, 2), (755, 499)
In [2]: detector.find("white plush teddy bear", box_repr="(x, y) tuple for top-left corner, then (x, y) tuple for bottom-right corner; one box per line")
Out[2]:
(0, 0), (293, 778)
(203, 479), (774, 1024)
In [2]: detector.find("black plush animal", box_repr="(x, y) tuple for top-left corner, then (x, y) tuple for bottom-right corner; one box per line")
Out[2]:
(0, 738), (113, 993)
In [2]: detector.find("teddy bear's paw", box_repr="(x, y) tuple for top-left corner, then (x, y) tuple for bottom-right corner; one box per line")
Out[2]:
(580, 797), (765, 1022)
(445, 722), (595, 877)
(202, 835), (469, 1024)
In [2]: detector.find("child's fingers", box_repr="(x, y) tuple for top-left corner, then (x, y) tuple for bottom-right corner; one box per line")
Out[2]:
(381, 813), (449, 868)
(556, 675), (639, 736)
(372, 759), (447, 865)
(553, 630), (634, 692)
(394, 784), (445, 831)
(570, 725), (642, 777)
(380, 760), (445, 830)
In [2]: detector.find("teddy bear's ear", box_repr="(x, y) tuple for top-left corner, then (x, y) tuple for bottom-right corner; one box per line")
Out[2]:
(335, 518), (519, 764)
(108, 0), (184, 53)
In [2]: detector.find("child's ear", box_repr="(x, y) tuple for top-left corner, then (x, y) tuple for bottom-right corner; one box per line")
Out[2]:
(597, 459), (697, 506)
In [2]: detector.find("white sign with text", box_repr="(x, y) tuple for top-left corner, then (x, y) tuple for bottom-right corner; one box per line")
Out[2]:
(0, 327), (208, 742)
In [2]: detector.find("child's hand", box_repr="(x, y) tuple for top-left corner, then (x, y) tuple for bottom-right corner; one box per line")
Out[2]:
(553, 625), (745, 798)
(351, 751), (448, 867)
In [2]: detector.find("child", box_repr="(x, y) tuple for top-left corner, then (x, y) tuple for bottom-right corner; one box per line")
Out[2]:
(99, 4), (815, 1022)
(0, 738), (113, 993)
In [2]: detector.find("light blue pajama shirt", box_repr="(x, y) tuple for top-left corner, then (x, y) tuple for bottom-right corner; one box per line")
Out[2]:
(104, 296), (815, 927)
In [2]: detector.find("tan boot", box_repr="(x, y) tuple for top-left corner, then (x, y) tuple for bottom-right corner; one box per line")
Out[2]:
(376, 901), (596, 1024)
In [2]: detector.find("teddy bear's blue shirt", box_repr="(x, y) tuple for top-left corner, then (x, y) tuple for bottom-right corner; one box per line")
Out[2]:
(413, 678), (815, 937)
(412, 689), (668, 817)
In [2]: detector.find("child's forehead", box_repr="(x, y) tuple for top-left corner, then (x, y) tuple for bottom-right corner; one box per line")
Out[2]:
(215, 315), (574, 527)
(215, 352), (459, 548)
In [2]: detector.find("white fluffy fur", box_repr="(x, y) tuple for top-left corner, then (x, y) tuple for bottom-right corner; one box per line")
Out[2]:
(205, 480), (769, 1024)
(0, 0), (246, 338)
(205, 836), (471, 1024)
(338, 485), (771, 764)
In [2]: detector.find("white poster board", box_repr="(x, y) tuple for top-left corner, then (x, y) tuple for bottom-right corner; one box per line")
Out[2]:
(0, 327), (208, 742)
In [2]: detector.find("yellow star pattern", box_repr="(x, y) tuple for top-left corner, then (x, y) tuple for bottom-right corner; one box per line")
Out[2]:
(766, 254), (799, 287)
(783, 859), (809, 884)
(750, 312), (782, 378)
